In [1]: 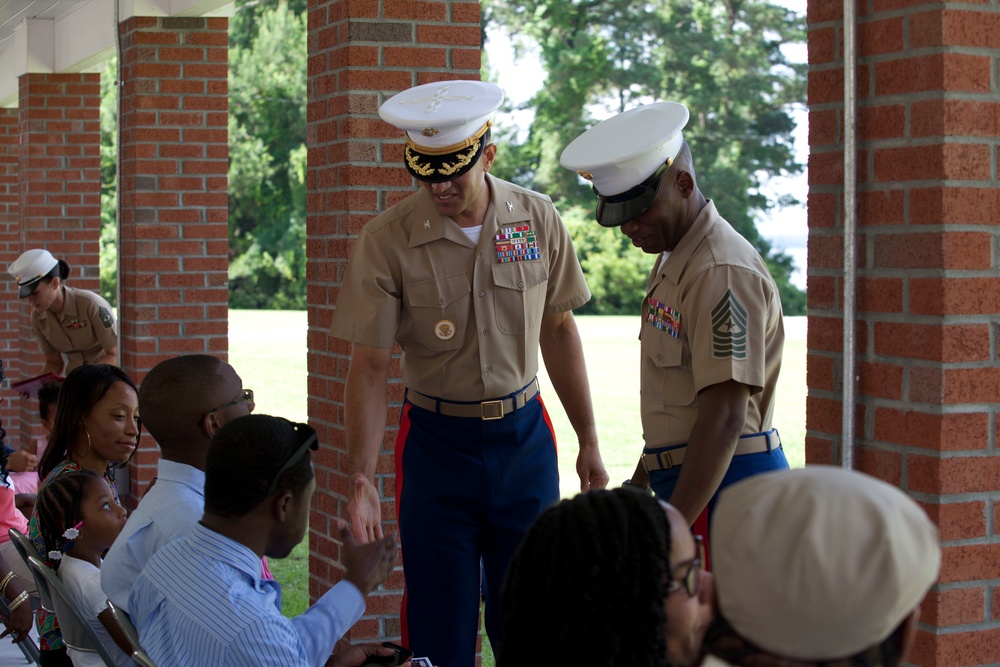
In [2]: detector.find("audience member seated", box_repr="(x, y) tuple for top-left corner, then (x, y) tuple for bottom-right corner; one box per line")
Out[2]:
(36, 470), (133, 666)
(0, 446), (35, 645)
(498, 487), (713, 667)
(102, 354), (255, 612)
(9, 380), (61, 499)
(129, 415), (399, 667)
(29, 364), (140, 667)
(702, 466), (941, 667)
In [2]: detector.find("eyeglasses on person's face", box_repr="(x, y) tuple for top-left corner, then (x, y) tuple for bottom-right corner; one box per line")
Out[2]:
(265, 422), (319, 497)
(210, 388), (254, 414)
(667, 534), (704, 598)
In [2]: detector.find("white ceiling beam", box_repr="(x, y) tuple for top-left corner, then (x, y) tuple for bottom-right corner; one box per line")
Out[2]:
(1, 0), (232, 107)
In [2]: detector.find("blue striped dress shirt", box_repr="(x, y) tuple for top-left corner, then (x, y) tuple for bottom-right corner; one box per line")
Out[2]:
(129, 523), (364, 667)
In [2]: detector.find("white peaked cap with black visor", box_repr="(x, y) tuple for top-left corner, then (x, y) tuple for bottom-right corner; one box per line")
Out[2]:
(379, 80), (504, 183)
(560, 101), (690, 228)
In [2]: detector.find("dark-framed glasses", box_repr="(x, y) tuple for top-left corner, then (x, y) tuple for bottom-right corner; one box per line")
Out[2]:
(667, 534), (704, 598)
(210, 388), (254, 413)
(265, 422), (319, 497)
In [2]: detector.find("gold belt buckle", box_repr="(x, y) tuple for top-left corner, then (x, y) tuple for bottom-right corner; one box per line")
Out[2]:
(659, 450), (675, 469)
(481, 400), (504, 420)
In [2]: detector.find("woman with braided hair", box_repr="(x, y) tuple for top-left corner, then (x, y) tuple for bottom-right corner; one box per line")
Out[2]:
(498, 487), (713, 667)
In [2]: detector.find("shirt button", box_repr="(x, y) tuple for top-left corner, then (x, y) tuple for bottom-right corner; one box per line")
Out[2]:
(517, 281), (525, 289)
(438, 298), (445, 306)
(479, 290), (485, 297)
(482, 329), (489, 336)
(657, 354), (662, 362)
(485, 365), (493, 373)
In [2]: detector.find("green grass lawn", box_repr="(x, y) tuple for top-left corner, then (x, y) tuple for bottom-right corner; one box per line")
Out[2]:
(229, 310), (807, 657)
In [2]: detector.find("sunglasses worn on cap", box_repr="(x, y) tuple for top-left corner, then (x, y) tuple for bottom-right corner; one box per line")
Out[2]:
(210, 388), (253, 414)
(667, 534), (704, 598)
(594, 159), (673, 228)
(265, 422), (319, 497)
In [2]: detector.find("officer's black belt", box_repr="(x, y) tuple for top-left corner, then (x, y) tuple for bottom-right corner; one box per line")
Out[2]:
(642, 430), (782, 472)
(406, 378), (539, 421)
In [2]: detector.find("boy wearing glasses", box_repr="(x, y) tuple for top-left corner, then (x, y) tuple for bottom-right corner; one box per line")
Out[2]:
(561, 102), (789, 558)
(102, 354), (257, 611)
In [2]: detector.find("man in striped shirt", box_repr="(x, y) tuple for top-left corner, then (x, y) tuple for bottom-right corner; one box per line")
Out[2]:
(129, 415), (400, 667)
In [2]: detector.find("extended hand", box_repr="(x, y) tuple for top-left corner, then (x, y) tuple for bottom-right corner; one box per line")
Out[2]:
(339, 520), (398, 596)
(346, 474), (384, 544)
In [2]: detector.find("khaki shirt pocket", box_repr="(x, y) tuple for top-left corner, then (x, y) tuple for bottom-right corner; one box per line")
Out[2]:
(404, 274), (471, 351)
(491, 261), (549, 335)
(641, 325), (696, 407)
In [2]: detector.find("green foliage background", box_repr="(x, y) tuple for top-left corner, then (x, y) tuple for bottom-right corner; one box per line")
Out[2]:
(99, 0), (806, 316)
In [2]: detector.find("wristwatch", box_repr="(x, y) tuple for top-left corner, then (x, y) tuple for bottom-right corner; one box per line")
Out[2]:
(621, 479), (653, 495)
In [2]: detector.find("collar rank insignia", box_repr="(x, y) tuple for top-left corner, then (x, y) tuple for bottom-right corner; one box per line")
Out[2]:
(494, 225), (540, 263)
(646, 299), (681, 338)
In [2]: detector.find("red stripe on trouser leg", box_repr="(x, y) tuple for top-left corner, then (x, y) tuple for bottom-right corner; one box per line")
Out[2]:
(395, 403), (413, 648)
(691, 507), (711, 572)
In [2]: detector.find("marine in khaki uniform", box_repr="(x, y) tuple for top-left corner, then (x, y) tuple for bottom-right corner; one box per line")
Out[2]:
(8, 249), (118, 376)
(561, 101), (788, 560)
(329, 80), (608, 667)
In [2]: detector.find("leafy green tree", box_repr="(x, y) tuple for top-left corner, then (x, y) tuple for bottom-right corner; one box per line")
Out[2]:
(228, 0), (308, 308)
(484, 0), (807, 315)
(99, 58), (118, 306)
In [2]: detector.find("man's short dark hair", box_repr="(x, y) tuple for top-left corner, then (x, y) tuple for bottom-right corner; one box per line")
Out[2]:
(204, 414), (315, 518)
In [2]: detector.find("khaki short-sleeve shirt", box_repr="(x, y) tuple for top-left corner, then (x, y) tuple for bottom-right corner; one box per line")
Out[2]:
(32, 286), (117, 374)
(330, 174), (590, 400)
(639, 201), (783, 447)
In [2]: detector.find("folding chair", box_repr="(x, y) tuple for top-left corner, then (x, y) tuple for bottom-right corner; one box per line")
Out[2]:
(105, 600), (156, 667)
(26, 555), (122, 667)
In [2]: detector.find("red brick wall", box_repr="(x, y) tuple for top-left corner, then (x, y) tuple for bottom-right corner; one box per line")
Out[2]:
(117, 16), (230, 500)
(306, 0), (483, 647)
(16, 73), (102, 446)
(0, 110), (19, 444)
(807, 2), (1000, 664)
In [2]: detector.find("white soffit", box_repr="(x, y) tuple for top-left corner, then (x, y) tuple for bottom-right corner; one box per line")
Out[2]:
(0, 0), (233, 108)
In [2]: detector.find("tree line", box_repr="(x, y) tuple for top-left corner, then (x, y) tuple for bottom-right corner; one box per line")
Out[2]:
(100, 0), (806, 316)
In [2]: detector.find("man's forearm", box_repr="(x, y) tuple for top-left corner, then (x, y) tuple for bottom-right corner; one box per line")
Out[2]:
(344, 346), (392, 480)
(539, 312), (598, 446)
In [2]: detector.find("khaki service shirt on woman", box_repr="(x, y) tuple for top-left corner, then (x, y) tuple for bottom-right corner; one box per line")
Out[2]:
(31, 286), (117, 374)
(330, 174), (590, 401)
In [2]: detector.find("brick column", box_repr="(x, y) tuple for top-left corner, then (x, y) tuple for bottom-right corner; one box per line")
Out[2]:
(807, 2), (1000, 664)
(117, 16), (230, 500)
(307, 0), (482, 647)
(0, 110), (19, 443)
(17, 73), (102, 443)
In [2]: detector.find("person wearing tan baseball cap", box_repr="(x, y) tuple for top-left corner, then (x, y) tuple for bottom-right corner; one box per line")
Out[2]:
(7, 248), (118, 376)
(703, 466), (941, 667)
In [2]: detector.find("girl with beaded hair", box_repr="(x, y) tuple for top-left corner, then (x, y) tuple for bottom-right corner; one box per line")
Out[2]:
(498, 487), (713, 667)
(30, 363), (140, 667)
(36, 470), (132, 666)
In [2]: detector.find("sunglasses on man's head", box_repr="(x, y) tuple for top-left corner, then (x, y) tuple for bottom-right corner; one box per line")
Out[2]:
(265, 422), (318, 497)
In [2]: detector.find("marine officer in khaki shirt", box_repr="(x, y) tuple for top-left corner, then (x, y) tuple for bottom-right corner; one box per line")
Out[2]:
(329, 80), (608, 667)
(561, 101), (788, 561)
(8, 249), (118, 376)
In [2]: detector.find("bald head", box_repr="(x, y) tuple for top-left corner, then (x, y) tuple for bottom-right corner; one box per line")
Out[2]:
(139, 355), (245, 460)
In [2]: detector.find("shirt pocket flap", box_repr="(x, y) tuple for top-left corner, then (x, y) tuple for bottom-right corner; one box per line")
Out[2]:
(406, 274), (471, 308)
(491, 261), (547, 292)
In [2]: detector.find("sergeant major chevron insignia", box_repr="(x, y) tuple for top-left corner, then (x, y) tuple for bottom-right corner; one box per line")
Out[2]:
(711, 290), (747, 360)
